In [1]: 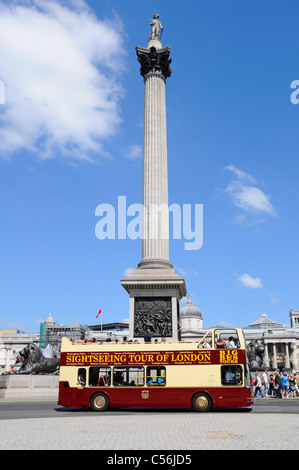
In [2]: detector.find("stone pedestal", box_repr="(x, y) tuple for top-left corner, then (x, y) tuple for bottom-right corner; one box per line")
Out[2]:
(121, 26), (187, 341)
(121, 267), (186, 341)
(0, 375), (59, 400)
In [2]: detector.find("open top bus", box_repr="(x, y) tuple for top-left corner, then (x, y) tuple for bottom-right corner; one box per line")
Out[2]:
(58, 327), (253, 411)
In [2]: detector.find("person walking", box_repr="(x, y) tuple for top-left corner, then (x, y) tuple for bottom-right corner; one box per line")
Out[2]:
(294, 373), (299, 396)
(288, 374), (296, 398)
(262, 370), (269, 397)
(274, 370), (282, 398)
(268, 373), (276, 397)
(254, 373), (264, 398)
(281, 372), (289, 398)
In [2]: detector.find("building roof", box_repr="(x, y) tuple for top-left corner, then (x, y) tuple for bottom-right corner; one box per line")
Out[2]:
(45, 313), (55, 327)
(180, 295), (202, 319)
(244, 313), (283, 330)
(88, 322), (129, 332)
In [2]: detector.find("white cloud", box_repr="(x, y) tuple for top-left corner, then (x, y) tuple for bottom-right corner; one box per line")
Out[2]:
(270, 293), (279, 304)
(0, 0), (126, 161)
(124, 144), (142, 160)
(224, 165), (276, 217)
(225, 164), (256, 184)
(226, 181), (276, 216)
(237, 273), (263, 289)
(176, 267), (187, 277)
(123, 267), (133, 277)
(175, 267), (200, 277)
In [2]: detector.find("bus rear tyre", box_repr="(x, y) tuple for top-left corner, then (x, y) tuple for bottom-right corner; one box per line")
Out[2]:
(192, 393), (212, 412)
(90, 393), (109, 412)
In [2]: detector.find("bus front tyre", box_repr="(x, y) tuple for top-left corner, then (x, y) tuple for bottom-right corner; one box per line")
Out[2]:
(192, 393), (212, 412)
(90, 393), (109, 412)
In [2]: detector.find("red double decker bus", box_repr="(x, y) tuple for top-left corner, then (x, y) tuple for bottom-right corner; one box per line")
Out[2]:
(58, 327), (253, 412)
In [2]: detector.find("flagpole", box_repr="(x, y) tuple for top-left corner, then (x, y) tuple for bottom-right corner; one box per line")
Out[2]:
(101, 312), (103, 332)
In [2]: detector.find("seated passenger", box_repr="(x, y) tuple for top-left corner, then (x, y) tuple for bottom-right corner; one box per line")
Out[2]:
(228, 336), (237, 349)
(216, 338), (226, 349)
(225, 367), (235, 383)
(78, 373), (86, 386)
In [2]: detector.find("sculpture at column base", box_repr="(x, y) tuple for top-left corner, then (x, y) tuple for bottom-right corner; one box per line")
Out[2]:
(120, 266), (186, 341)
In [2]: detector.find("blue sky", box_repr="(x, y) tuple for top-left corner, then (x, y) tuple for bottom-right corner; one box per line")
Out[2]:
(0, 0), (298, 333)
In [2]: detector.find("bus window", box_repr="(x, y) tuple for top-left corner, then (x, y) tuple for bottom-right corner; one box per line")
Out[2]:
(221, 365), (243, 386)
(214, 329), (240, 349)
(89, 367), (111, 387)
(146, 366), (166, 386)
(78, 368), (86, 387)
(198, 332), (213, 349)
(113, 367), (144, 387)
(244, 363), (251, 389)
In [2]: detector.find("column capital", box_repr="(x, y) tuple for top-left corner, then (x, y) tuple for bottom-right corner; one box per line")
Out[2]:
(136, 46), (173, 80)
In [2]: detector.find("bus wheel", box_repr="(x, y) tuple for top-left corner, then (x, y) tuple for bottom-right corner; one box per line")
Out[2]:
(90, 393), (109, 412)
(192, 393), (212, 412)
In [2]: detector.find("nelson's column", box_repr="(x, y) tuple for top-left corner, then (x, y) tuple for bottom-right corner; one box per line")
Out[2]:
(121, 14), (187, 341)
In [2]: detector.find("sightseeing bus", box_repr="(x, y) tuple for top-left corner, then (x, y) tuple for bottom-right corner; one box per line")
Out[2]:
(58, 327), (253, 412)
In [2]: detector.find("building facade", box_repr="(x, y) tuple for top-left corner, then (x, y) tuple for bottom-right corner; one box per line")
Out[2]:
(243, 312), (299, 371)
(179, 299), (299, 372)
(1, 308), (299, 374)
(0, 330), (39, 374)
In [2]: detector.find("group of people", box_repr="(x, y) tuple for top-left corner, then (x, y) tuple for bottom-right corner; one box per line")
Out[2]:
(70, 330), (168, 345)
(203, 336), (238, 349)
(251, 370), (299, 398)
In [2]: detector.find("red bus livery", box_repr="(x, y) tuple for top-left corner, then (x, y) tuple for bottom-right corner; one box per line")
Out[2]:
(58, 327), (253, 412)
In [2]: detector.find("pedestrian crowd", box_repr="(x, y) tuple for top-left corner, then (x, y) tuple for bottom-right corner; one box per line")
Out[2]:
(251, 369), (299, 399)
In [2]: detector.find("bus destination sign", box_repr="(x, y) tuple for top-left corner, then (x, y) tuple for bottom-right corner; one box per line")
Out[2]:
(61, 349), (244, 367)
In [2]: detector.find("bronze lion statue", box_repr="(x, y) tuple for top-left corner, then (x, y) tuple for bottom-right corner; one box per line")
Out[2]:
(247, 340), (267, 370)
(16, 343), (60, 375)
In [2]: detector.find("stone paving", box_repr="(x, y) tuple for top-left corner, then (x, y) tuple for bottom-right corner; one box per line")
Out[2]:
(1, 409), (299, 450)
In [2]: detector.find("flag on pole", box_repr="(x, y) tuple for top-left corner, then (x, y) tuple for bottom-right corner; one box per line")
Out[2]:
(96, 309), (102, 318)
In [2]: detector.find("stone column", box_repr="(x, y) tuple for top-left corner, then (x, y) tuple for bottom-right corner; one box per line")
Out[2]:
(120, 18), (187, 341)
(136, 41), (173, 269)
(264, 343), (269, 368)
(273, 343), (277, 369)
(285, 343), (290, 369)
(290, 342), (298, 370)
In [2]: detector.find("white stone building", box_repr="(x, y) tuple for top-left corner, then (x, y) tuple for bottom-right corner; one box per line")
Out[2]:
(1, 307), (299, 373)
(179, 295), (203, 340)
(243, 312), (299, 371)
(0, 330), (39, 374)
(179, 297), (299, 372)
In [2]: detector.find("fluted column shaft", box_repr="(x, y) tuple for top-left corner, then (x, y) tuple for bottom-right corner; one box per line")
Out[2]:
(136, 45), (173, 269)
(142, 71), (169, 262)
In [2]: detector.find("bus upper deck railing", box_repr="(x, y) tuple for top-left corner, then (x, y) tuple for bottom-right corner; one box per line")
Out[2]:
(63, 328), (246, 351)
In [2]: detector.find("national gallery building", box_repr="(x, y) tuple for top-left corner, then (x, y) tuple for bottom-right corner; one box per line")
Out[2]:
(180, 298), (299, 372)
(1, 303), (299, 373)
